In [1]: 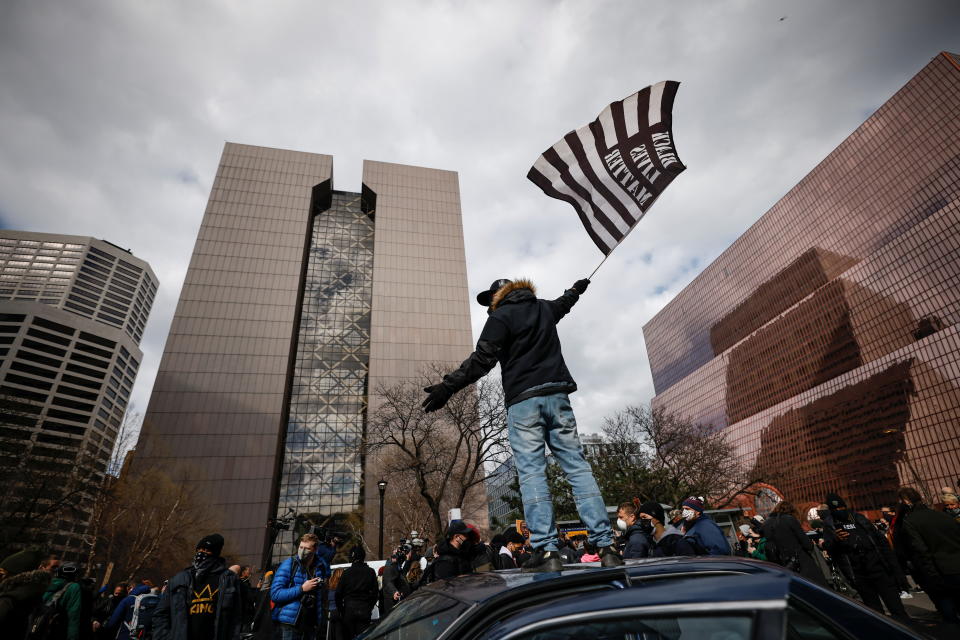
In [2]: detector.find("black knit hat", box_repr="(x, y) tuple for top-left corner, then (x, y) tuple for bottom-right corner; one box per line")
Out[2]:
(196, 534), (224, 557)
(504, 529), (526, 545)
(825, 493), (846, 510)
(0, 549), (43, 576)
(476, 279), (512, 307)
(349, 545), (366, 564)
(638, 501), (665, 525)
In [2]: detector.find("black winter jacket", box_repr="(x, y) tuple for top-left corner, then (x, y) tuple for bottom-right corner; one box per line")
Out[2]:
(432, 540), (475, 581)
(622, 525), (650, 559)
(441, 281), (581, 406)
(763, 513), (827, 586)
(900, 504), (960, 580)
(335, 563), (378, 613)
(153, 558), (243, 640)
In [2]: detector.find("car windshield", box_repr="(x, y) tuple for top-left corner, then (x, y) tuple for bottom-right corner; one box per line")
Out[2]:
(361, 592), (469, 640)
(511, 614), (753, 640)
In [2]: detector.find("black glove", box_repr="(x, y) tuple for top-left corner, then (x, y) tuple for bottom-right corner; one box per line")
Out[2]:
(572, 279), (590, 295)
(422, 384), (453, 413)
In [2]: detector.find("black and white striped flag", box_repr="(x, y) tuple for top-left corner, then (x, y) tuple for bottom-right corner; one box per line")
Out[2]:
(527, 81), (685, 255)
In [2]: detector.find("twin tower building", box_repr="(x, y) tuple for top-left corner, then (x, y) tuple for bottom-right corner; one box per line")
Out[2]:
(133, 147), (477, 566)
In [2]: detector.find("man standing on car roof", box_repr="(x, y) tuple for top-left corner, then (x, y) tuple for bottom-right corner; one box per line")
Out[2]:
(422, 278), (623, 573)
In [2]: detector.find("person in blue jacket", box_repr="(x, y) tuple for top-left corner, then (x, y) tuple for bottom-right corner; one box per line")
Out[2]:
(675, 497), (731, 556)
(107, 583), (152, 640)
(271, 533), (331, 640)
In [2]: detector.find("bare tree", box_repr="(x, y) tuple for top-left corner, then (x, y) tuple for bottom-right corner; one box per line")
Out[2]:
(600, 405), (755, 508)
(365, 369), (510, 541)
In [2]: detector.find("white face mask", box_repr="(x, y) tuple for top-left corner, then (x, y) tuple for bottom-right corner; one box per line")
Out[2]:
(682, 508), (697, 522)
(616, 518), (628, 531)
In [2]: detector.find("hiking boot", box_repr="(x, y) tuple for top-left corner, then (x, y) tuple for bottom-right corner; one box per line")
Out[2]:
(599, 545), (624, 567)
(521, 549), (563, 573)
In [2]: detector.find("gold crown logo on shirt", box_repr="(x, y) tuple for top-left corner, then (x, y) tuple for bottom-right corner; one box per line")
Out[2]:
(192, 584), (219, 601)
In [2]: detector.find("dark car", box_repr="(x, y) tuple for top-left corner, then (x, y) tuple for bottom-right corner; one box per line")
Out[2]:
(359, 557), (923, 639)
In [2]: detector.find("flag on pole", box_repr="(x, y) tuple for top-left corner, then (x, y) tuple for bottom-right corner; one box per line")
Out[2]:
(527, 81), (685, 255)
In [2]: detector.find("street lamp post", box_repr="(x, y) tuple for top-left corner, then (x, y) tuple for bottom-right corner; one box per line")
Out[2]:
(377, 479), (388, 559)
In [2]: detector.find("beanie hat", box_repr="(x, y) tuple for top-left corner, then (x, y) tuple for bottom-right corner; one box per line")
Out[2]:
(681, 497), (705, 513)
(638, 501), (665, 524)
(196, 533), (225, 556)
(0, 549), (43, 576)
(824, 493), (846, 510)
(504, 529), (526, 545)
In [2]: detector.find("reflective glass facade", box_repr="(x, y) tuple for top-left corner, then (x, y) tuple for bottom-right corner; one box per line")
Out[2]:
(643, 53), (960, 511)
(273, 191), (375, 557)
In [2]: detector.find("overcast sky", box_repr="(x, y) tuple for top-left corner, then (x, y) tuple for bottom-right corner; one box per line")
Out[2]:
(1, 1), (958, 440)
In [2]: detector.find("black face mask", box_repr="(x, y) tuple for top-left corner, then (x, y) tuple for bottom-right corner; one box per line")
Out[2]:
(639, 520), (653, 534)
(193, 552), (217, 575)
(831, 509), (849, 521)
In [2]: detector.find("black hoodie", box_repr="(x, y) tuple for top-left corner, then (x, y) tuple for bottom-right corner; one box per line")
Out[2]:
(441, 280), (581, 406)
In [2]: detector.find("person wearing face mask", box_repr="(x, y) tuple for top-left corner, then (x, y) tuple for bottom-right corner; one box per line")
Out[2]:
(674, 498), (731, 556)
(894, 486), (960, 624)
(616, 502), (650, 559)
(637, 501), (682, 557)
(499, 530), (528, 569)
(821, 493), (909, 622)
(153, 533), (244, 640)
(270, 533), (331, 640)
(432, 521), (481, 580)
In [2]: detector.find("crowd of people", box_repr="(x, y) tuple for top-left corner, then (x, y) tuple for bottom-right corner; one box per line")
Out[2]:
(1, 485), (958, 639)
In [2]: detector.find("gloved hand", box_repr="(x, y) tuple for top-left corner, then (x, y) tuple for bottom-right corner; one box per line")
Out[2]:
(572, 279), (590, 295)
(422, 384), (453, 413)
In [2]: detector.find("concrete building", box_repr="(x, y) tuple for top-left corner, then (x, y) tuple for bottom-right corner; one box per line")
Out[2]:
(133, 143), (477, 566)
(0, 230), (157, 557)
(643, 53), (960, 514)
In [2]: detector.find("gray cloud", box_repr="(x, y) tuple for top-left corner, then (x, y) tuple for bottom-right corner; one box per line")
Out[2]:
(1, 0), (957, 435)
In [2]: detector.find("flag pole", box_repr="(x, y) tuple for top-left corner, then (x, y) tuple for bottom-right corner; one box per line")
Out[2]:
(587, 252), (612, 280)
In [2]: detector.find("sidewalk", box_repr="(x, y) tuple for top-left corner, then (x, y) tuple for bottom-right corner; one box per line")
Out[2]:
(899, 591), (960, 640)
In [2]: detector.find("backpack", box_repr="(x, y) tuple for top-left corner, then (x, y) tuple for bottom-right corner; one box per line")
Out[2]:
(126, 593), (160, 638)
(27, 583), (70, 640)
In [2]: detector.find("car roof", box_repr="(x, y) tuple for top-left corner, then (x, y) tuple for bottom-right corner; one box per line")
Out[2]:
(418, 556), (792, 608)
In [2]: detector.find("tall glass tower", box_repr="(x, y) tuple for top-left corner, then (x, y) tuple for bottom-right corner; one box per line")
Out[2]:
(134, 143), (477, 567)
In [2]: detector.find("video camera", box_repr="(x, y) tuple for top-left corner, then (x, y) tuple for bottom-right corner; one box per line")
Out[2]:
(311, 526), (349, 547)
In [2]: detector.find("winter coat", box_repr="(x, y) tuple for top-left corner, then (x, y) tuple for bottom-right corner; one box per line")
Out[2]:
(899, 503), (960, 580)
(650, 525), (683, 557)
(763, 513), (827, 586)
(676, 515), (731, 556)
(431, 540), (474, 581)
(335, 563), (378, 613)
(107, 584), (152, 640)
(498, 548), (518, 569)
(440, 281), (582, 406)
(152, 559), (243, 640)
(270, 554), (330, 627)
(43, 578), (93, 640)
(379, 560), (410, 616)
(622, 524), (651, 559)
(822, 511), (895, 576)
(0, 568), (51, 638)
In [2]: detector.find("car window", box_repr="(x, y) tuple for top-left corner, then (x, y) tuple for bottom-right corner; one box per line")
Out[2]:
(361, 592), (468, 640)
(512, 614), (753, 640)
(785, 601), (845, 639)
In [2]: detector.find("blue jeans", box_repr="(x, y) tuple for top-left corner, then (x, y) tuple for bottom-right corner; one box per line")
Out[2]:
(507, 392), (613, 551)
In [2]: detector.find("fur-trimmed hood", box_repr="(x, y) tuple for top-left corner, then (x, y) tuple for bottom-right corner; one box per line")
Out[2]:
(0, 568), (51, 599)
(490, 279), (536, 310)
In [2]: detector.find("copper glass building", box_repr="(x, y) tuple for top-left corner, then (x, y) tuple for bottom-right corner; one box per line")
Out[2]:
(643, 53), (960, 512)
(134, 143), (475, 566)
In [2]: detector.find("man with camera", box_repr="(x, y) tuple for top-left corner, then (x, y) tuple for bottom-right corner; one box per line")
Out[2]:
(271, 533), (332, 640)
(380, 542), (413, 617)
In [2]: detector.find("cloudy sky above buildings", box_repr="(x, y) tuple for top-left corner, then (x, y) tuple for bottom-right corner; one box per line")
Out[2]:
(1, 0), (958, 438)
